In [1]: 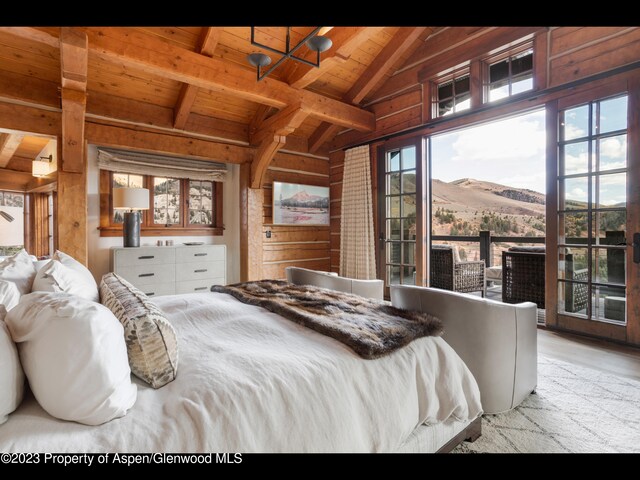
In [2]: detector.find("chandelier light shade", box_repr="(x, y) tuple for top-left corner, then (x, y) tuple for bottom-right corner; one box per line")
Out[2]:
(306, 35), (332, 53)
(247, 27), (332, 81)
(113, 187), (150, 248)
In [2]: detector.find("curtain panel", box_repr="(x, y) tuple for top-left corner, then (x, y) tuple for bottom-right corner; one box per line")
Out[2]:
(340, 145), (376, 279)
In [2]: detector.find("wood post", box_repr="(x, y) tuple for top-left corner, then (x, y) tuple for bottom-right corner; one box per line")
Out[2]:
(479, 230), (492, 267)
(57, 28), (88, 264)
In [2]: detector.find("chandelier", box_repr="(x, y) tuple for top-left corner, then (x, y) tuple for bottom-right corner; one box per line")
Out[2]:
(247, 27), (332, 81)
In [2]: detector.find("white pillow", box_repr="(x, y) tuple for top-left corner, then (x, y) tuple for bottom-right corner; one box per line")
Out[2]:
(53, 251), (98, 301)
(32, 260), (97, 302)
(0, 310), (25, 425)
(0, 249), (37, 296)
(0, 280), (21, 311)
(6, 292), (137, 425)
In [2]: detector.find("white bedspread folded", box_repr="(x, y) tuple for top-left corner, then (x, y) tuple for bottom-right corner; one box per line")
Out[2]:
(0, 292), (482, 452)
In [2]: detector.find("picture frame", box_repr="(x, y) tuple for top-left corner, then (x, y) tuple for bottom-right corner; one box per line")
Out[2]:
(272, 181), (330, 226)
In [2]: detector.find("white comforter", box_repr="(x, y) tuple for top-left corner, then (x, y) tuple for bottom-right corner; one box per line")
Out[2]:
(0, 292), (482, 452)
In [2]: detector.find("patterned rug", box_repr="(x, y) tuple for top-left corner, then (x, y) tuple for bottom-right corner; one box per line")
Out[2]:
(454, 354), (640, 453)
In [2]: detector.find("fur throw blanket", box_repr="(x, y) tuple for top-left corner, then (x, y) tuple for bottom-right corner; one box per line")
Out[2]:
(211, 280), (442, 359)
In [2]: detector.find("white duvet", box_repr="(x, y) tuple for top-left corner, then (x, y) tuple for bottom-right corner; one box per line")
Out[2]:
(0, 292), (482, 453)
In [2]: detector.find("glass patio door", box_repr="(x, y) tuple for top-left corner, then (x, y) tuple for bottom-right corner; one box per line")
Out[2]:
(377, 138), (425, 295)
(553, 83), (638, 341)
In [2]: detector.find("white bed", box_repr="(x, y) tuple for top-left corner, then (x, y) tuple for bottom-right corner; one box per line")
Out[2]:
(0, 292), (482, 453)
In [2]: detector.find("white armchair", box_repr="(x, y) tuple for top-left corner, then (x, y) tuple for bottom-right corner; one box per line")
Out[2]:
(390, 285), (537, 414)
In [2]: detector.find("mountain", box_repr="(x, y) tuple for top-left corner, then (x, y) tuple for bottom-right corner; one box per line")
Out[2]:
(286, 191), (323, 204)
(280, 190), (329, 209)
(431, 178), (546, 237)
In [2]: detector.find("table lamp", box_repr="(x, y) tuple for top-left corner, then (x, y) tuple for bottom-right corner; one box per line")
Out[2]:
(113, 187), (149, 248)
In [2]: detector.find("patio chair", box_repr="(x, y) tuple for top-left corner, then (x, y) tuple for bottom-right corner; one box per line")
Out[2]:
(430, 244), (485, 296)
(502, 246), (546, 309)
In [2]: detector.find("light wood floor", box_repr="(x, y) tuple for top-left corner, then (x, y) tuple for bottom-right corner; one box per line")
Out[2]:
(538, 328), (640, 382)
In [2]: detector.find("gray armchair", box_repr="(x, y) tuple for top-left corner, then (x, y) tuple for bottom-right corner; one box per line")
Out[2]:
(431, 245), (485, 296)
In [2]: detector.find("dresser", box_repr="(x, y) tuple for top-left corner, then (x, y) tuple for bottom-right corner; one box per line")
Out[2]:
(110, 244), (226, 297)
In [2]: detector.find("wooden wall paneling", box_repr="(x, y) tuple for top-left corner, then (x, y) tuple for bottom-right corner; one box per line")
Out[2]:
(549, 28), (640, 87)
(549, 27), (633, 58)
(84, 122), (252, 164)
(32, 192), (50, 257)
(626, 73), (640, 345)
(329, 150), (345, 273)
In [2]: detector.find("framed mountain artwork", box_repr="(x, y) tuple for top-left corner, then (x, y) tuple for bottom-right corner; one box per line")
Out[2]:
(272, 182), (330, 226)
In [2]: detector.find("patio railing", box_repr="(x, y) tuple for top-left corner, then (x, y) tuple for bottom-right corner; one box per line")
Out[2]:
(432, 231), (544, 268)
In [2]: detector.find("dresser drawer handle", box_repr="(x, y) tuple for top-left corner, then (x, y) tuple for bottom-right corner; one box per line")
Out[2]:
(194, 269), (207, 273)
(194, 287), (207, 291)
(145, 292), (155, 296)
(138, 273), (155, 278)
(194, 253), (208, 257)
(138, 255), (155, 260)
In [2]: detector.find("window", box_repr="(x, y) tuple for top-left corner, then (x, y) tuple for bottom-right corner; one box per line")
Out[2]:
(112, 173), (143, 223)
(557, 94), (628, 323)
(0, 191), (25, 255)
(435, 73), (471, 117)
(487, 48), (533, 102)
(100, 171), (223, 236)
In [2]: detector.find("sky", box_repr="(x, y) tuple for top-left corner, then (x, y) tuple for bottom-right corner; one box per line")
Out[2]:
(431, 95), (627, 206)
(431, 108), (547, 194)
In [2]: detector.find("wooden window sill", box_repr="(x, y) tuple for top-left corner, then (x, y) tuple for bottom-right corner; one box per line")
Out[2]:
(98, 226), (224, 237)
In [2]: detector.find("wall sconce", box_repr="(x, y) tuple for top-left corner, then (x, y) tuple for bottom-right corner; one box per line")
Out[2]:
(32, 154), (53, 178)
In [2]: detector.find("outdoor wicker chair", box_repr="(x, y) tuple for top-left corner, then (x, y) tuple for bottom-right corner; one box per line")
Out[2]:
(502, 246), (546, 309)
(565, 253), (588, 314)
(430, 244), (485, 296)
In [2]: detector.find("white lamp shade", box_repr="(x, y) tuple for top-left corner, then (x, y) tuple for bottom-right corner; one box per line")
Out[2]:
(32, 160), (50, 177)
(113, 188), (149, 210)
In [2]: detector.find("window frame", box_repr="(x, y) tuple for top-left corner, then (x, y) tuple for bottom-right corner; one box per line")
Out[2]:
(431, 67), (472, 118)
(484, 41), (534, 103)
(99, 171), (224, 237)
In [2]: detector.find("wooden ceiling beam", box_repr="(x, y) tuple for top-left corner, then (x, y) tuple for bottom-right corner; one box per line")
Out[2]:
(0, 27), (375, 132)
(173, 27), (221, 129)
(285, 27), (382, 89)
(307, 27), (428, 153)
(248, 105), (273, 139)
(0, 133), (25, 168)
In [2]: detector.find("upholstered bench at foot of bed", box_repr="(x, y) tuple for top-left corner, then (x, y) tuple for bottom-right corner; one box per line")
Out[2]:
(390, 285), (537, 415)
(285, 267), (384, 301)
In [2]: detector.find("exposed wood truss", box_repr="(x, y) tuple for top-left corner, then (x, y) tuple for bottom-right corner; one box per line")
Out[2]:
(249, 103), (310, 188)
(173, 27), (221, 129)
(0, 27), (374, 133)
(0, 133), (25, 168)
(309, 27), (428, 153)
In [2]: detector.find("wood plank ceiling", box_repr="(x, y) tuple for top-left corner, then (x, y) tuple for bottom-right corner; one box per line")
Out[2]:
(0, 26), (436, 161)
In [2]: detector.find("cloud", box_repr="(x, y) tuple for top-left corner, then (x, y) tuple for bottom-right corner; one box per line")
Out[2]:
(450, 115), (545, 164)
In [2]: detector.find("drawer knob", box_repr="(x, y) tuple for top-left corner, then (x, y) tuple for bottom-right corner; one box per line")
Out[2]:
(145, 292), (155, 296)
(138, 255), (155, 260)
(194, 253), (208, 257)
(195, 269), (208, 273)
(139, 273), (155, 278)
(194, 287), (207, 291)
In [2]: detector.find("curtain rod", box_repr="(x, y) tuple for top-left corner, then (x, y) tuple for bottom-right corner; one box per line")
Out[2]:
(343, 59), (640, 151)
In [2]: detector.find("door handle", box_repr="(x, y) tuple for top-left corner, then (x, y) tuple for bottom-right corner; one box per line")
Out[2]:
(633, 233), (640, 264)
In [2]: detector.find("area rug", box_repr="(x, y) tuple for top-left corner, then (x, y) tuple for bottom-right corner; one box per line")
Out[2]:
(454, 354), (640, 453)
